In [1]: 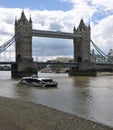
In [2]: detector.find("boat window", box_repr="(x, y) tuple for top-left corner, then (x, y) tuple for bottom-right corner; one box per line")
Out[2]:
(42, 79), (53, 82)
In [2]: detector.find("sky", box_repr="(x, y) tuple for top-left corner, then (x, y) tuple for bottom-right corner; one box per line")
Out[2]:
(0, 0), (113, 61)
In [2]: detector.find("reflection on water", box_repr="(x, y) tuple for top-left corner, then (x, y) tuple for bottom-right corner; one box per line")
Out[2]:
(0, 71), (113, 127)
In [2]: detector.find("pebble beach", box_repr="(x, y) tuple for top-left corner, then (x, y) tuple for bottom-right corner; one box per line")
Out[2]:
(0, 96), (112, 130)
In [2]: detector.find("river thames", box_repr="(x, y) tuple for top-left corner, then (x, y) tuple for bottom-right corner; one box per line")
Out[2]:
(0, 71), (113, 128)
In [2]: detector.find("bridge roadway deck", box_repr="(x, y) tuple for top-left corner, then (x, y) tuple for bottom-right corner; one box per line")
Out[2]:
(0, 62), (15, 64)
(0, 62), (113, 72)
(32, 29), (82, 39)
(0, 62), (78, 69)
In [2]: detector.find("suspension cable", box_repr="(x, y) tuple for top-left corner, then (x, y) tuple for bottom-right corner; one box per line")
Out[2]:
(90, 39), (108, 58)
(0, 35), (17, 54)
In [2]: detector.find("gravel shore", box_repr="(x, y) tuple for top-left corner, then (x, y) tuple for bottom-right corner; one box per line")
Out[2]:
(0, 96), (112, 130)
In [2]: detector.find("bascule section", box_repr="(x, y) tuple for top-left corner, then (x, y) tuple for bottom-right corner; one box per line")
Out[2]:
(11, 11), (37, 77)
(69, 19), (96, 76)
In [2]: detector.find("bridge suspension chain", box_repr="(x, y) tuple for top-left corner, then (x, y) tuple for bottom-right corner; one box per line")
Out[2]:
(0, 35), (16, 54)
(90, 39), (108, 58)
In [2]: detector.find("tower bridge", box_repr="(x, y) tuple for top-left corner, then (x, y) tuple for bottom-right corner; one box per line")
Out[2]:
(0, 10), (112, 77)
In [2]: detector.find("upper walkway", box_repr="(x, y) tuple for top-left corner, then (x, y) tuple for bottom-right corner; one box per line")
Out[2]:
(32, 29), (82, 39)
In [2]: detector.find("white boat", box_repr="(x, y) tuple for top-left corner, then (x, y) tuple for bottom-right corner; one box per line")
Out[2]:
(19, 75), (58, 87)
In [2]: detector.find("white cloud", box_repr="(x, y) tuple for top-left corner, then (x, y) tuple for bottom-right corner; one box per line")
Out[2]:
(91, 0), (113, 10)
(91, 15), (113, 53)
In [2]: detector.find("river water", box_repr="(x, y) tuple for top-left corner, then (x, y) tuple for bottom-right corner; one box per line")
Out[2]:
(0, 71), (113, 128)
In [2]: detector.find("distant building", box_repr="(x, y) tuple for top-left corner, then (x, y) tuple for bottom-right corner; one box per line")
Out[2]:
(95, 55), (107, 63)
(91, 49), (107, 63)
(107, 49), (113, 63)
(47, 57), (73, 63)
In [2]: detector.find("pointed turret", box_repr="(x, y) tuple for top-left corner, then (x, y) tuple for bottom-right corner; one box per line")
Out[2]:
(73, 26), (76, 33)
(77, 19), (86, 32)
(88, 23), (90, 30)
(20, 10), (28, 22)
(29, 14), (32, 23)
(15, 17), (18, 26)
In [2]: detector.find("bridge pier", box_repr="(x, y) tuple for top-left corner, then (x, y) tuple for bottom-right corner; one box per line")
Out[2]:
(68, 61), (97, 76)
(11, 62), (37, 78)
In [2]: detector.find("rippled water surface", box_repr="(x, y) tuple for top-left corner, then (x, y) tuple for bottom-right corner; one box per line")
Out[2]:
(0, 71), (113, 127)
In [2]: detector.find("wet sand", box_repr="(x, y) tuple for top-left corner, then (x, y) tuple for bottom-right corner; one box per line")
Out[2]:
(0, 96), (112, 130)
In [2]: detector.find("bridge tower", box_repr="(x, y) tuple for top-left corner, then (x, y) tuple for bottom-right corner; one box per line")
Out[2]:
(11, 11), (37, 77)
(73, 19), (90, 62)
(15, 10), (32, 62)
(69, 19), (96, 76)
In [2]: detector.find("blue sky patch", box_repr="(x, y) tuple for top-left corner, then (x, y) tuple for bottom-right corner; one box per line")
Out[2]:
(0, 0), (73, 11)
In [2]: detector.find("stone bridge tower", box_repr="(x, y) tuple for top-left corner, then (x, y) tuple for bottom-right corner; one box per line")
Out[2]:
(73, 19), (90, 62)
(69, 19), (96, 76)
(15, 10), (32, 62)
(11, 11), (37, 77)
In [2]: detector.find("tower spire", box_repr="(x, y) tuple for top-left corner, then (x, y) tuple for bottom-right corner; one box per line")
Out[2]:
(20, 10), (28, 22)
(73, 26), (76, 33)
(29, 14), (32, 23)
(15, 16), (18, 25)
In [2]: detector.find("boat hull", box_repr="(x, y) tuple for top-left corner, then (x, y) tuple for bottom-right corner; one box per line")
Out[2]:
(19, 76), (58, 87)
